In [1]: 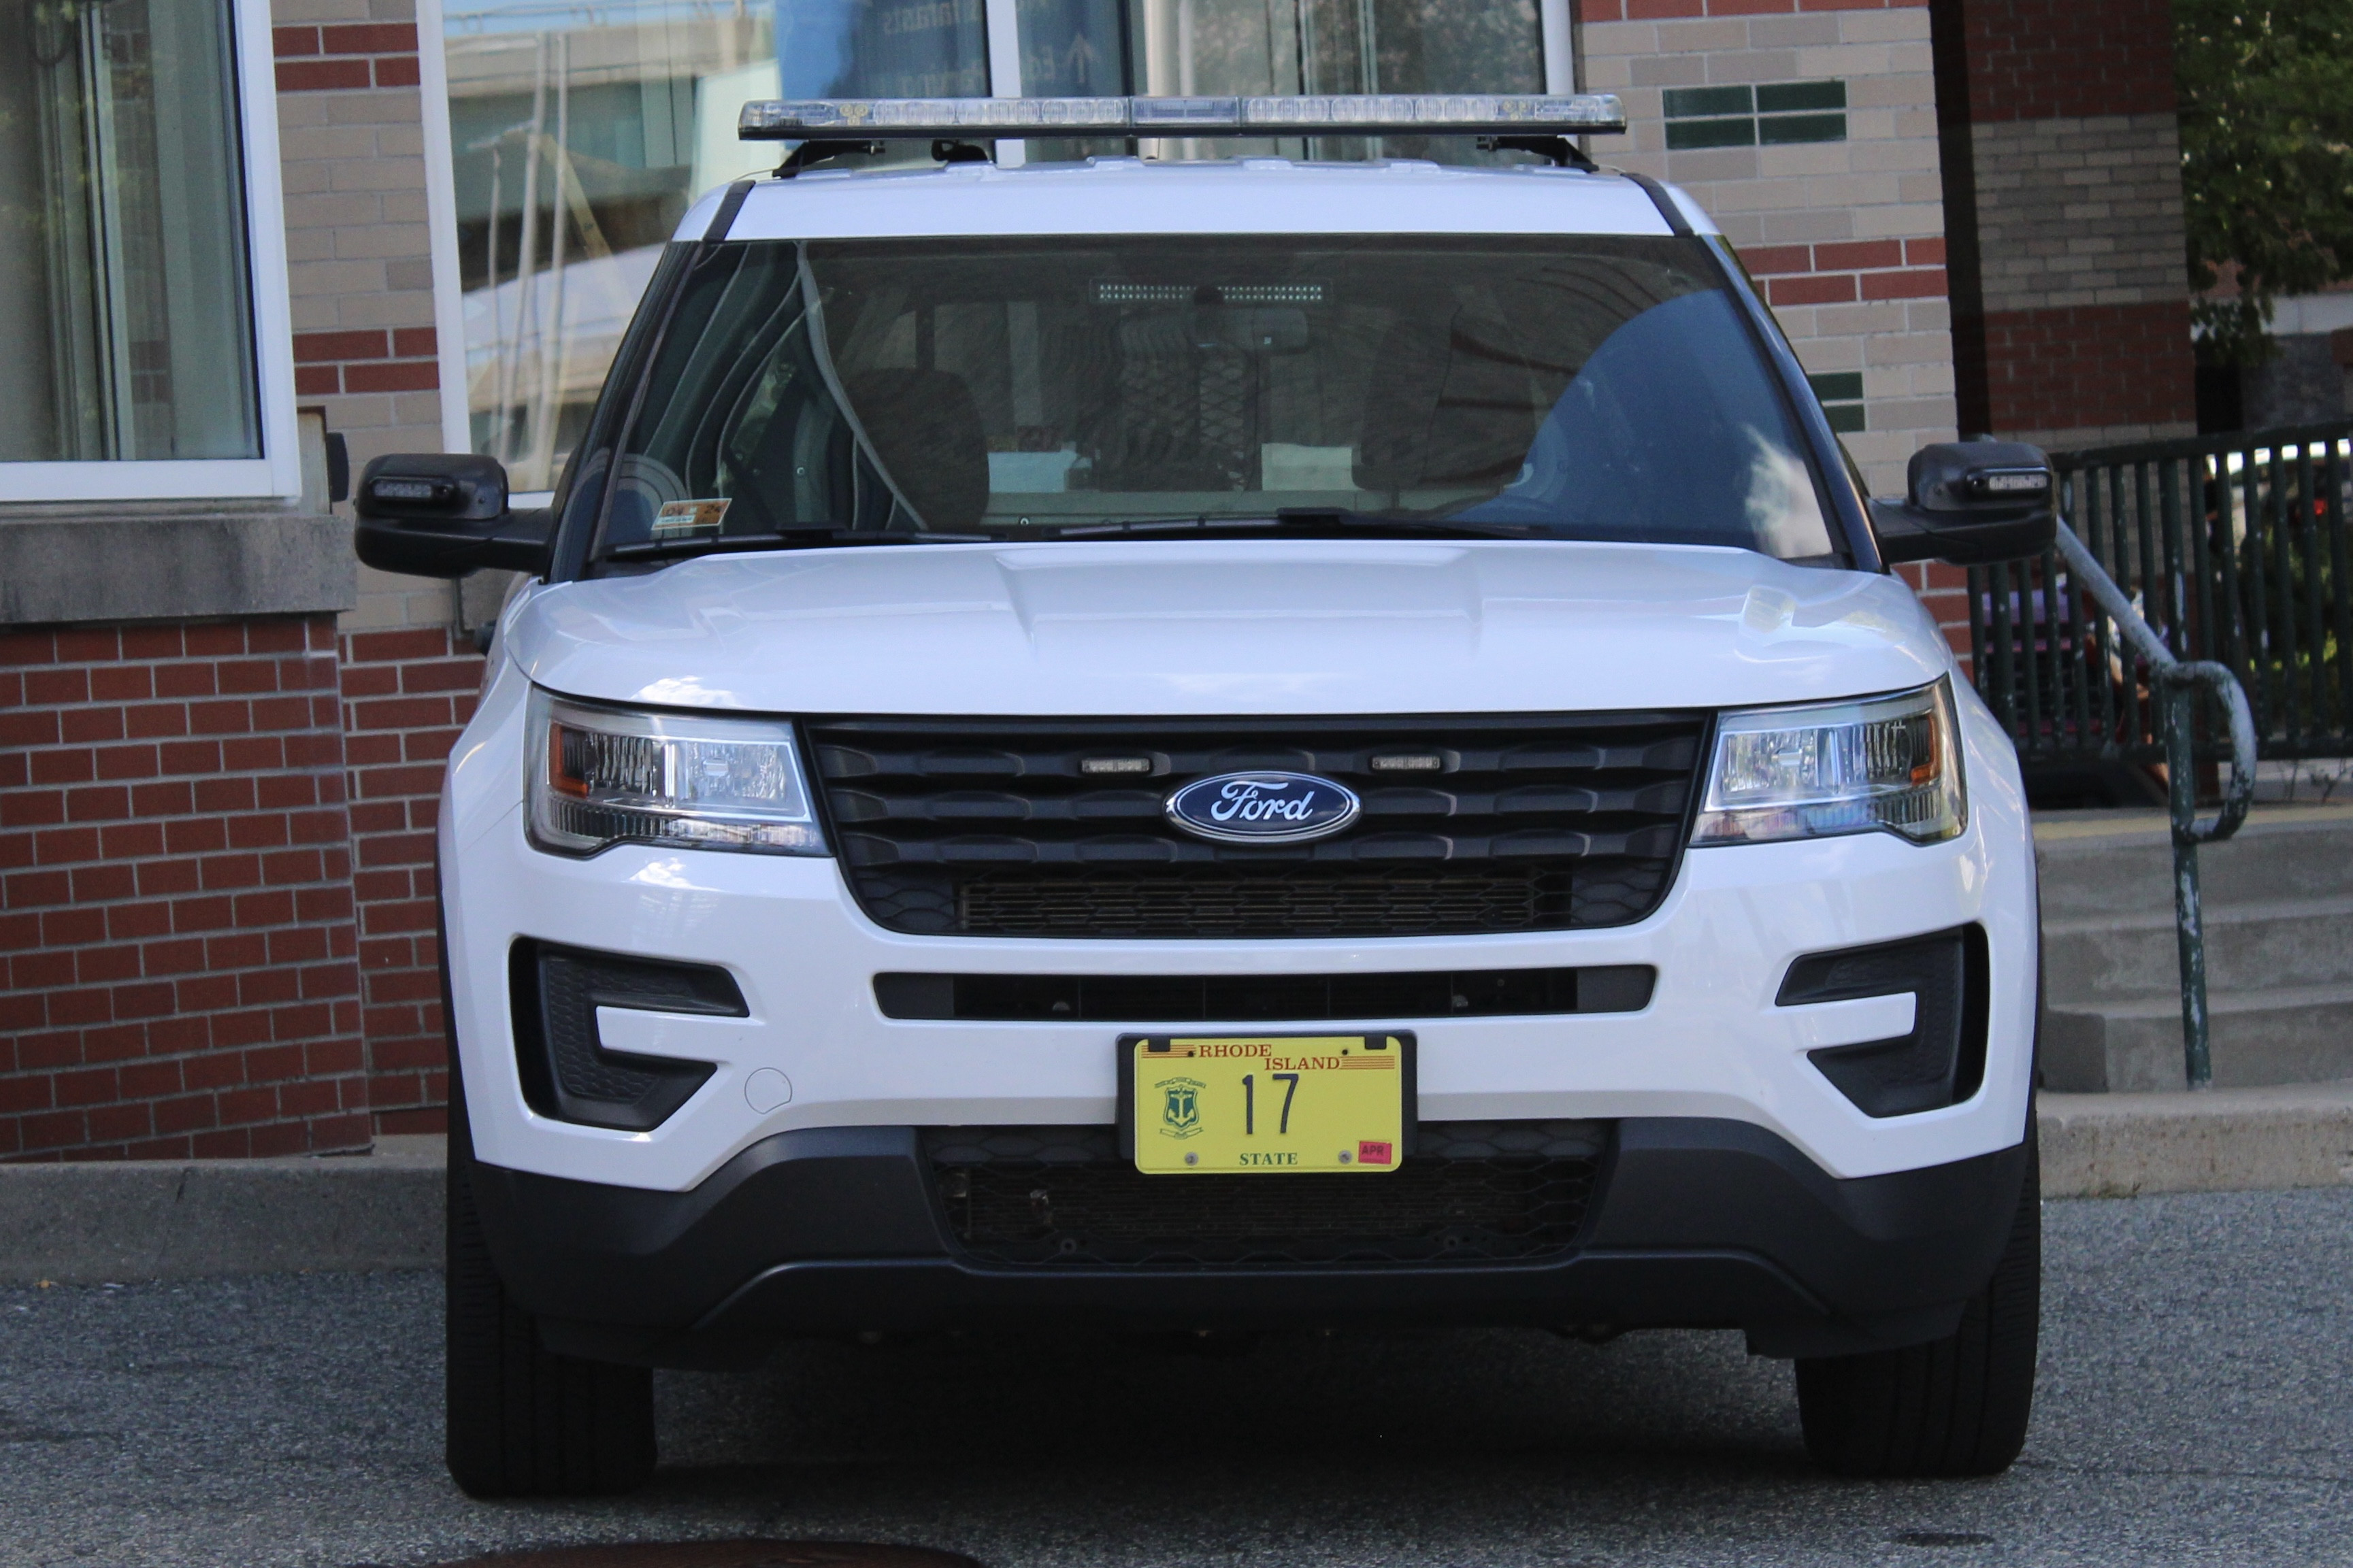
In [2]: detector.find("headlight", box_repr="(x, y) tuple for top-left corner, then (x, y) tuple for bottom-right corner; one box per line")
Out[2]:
(1692, 679), (1964, 847)
(527, 689), (826, 856)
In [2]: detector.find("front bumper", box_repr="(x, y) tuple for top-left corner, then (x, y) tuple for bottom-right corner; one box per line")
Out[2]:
(472, 1115), (2031, 1367)
(441, 661), (2039, 1191)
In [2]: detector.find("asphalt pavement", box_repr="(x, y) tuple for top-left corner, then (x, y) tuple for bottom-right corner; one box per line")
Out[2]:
(3, 1187), (2349, 1568)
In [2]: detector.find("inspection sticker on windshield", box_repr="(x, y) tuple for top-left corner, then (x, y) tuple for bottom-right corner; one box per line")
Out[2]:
(1119, 1033), (1413, 1175)
(651, 497), (730, 539)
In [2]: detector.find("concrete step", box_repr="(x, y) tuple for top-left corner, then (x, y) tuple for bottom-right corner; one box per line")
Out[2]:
(2043, 895), (2353, 1004)
(2034, 805), (2353, 922)
(2043, 982), (2353, 1092)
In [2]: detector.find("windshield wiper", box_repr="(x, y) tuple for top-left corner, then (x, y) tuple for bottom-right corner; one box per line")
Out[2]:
(604, 527), (991, 563)
(1030, 509), (1551, 542)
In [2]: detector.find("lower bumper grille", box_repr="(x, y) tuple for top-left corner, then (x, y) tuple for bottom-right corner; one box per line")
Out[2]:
(958, 865), (1582, 939)
(925, 1122), (1609, 1270)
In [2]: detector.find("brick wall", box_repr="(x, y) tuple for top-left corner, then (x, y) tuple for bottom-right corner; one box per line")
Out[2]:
(269, 0), (478, 1139)
(0, 620), (369, 1161)
(272, 0), (441, 471)
(1964, 114), (2186, 318)
(340, 629), (484, 1137)
(293, 325), (442, 401)
(1743, 237), (1948, 310)
(1945, 0), (2178, 122)
(273, 0), (461, 639)
(1930, 0), (2195, 448)
(1579, 0), (1958, 499)
(1965, 299), (2198, 439)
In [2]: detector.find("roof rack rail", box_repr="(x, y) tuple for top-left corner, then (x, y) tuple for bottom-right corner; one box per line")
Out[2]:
(738, 93), (1626, 144)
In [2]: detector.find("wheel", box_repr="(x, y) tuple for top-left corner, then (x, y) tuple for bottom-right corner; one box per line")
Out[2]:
(442, 978), (656, 1498)
(1794, 1125), (2040, 1478)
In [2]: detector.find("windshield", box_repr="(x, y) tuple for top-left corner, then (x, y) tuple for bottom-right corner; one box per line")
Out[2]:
(583, 234), (1837, 561)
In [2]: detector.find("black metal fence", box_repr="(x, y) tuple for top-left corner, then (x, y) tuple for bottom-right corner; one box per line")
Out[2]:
(1968, 420), (2353, 765)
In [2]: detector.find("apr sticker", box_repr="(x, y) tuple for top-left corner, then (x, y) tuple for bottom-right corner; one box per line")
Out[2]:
(651, 497), (731, 539)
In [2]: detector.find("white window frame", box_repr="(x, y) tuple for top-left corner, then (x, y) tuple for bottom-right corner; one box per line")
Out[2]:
(417, 0), (472, 454)
(0, 0), (303, 504)
(1541, 0), (1576, 93)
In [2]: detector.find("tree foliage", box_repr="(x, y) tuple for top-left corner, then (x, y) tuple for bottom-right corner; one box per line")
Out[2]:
(2174, 0), (2353, 364)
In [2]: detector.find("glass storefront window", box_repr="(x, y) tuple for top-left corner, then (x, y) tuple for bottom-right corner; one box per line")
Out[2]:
(447, 0), (781, 491)
(780, 0), (990, 96)
(448, 0), (1002, 490)
(442, 0), (1553, 490)
(0, 0), (263, 465)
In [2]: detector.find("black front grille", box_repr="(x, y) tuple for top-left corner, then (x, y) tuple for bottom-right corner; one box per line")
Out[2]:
(925, 1122), (1608, 1269)
(806, 714), (1705, 938)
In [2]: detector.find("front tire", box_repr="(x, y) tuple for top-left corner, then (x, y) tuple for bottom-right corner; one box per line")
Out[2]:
(1794, 1127), (2040, 1478)
(444, 1025), (656, 1497)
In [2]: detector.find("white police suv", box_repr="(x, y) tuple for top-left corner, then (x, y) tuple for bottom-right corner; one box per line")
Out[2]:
(357, 95), (2056, 1499)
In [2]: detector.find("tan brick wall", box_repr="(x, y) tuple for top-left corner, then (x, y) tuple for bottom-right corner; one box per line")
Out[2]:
(1579, 3), (1956, 499)
(273, 0), (457, 635)
(1969, 114), (2186, 316)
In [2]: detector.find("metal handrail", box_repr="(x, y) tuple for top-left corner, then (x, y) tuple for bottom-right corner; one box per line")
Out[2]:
(1971, 420), (2352, 767)
(2054, 518), (2257, 1087)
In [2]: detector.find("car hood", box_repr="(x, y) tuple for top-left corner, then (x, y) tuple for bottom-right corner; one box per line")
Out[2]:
(506, 539), (1954, 716)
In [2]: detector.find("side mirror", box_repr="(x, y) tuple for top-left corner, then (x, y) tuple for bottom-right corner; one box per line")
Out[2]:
(353, 453), (553, 579)
(1870, 439), (2057, 567)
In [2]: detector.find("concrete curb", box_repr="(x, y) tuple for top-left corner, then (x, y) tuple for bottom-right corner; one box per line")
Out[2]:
(2038, 1082), (2353, 1198)
(0, 1137), (444, 1286)
(5, 1095), (2352, 1284)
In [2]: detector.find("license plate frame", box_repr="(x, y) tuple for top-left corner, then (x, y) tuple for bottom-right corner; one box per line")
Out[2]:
(1117, 1031), (1417, 1174)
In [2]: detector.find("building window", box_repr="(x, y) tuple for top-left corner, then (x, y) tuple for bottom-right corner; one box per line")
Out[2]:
(446, 0), (1004, 491)
(1117, 0), (1544, 159)
(1808, 371), (1866, 434)
(0, 0), (297, 501)
(440, 0), (1559, 490)
(1663, 80), (1845, 152)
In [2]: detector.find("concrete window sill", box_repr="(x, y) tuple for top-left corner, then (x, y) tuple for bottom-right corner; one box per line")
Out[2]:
(0, 505), (357, 626)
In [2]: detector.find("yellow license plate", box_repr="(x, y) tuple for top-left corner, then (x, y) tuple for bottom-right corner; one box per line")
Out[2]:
(1121, 1033), (1412, 1175)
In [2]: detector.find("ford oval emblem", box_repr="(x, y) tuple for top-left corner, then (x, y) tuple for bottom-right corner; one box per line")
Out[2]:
(1164, 771), (1362, 845)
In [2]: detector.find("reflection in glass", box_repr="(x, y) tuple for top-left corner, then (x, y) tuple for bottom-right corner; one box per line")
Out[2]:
(448, 0), (1547, 488)
(778, 0), (989, 97)
(449, 0), (1000, 488)
(1019, 0), (1128, 95)
(0, 0), (261, 463)
(447, 0), (780, 488)
(1114, 0), (1540, 159)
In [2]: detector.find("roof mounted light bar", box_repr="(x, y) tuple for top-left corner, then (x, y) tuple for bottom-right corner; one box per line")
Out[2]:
(738, 93), (1626, 143)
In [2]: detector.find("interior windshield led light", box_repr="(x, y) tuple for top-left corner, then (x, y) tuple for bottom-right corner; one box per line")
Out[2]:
(527, 689), (825, 857)
(740, 94), (1627, 142)
(1692, 680), (1964, 847)
(1093, 282), (1325, 305)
